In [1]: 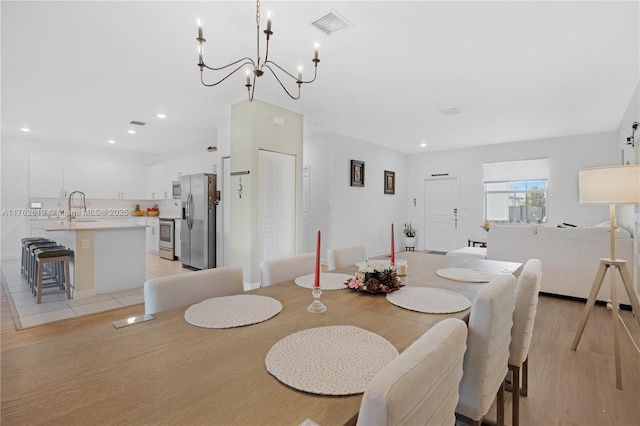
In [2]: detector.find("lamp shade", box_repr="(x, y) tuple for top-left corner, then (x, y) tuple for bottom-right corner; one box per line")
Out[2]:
(579, 165), (640, 204)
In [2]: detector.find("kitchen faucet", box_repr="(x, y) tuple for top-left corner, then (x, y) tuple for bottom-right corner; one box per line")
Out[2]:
(68, 191), (86, 221)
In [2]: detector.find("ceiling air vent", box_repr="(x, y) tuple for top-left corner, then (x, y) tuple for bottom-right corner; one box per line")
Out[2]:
(129, 120), (146, 126)
(438, 107), (463, 116)
(311, 11), (351, 36)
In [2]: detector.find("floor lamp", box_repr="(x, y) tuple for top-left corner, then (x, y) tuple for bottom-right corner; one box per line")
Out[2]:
(571, 165), (640, 390)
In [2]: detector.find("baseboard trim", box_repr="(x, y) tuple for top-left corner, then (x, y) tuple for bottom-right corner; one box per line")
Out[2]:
(539, 291), (632, 311)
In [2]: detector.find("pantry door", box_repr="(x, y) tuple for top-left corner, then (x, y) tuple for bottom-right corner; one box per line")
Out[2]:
(259, 150), (296, 263)
(424, 177), (459, 252)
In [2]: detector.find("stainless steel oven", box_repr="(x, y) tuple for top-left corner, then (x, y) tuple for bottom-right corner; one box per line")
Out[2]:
(159, 218), (175, 260)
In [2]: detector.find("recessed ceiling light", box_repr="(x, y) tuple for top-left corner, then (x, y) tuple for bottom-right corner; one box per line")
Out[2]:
(20, 127), (31, 132)
(128, 129), (136, 134)
(420, 142), (427, 148)
(156, 113), (167, 119)
(108, 139), (116, 144)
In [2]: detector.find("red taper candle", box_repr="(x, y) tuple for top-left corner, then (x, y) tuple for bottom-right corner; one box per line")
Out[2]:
(314, 230), (321, 288)
(391, 223), (395, 264)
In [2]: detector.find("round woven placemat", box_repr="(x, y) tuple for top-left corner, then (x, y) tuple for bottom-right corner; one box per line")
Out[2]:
(386, 287), (471, 314)
(265, 326), (398, 395)
(294, 273), (352, 290)
(184, 295), (282, 329)
(436, 267), (498, 283)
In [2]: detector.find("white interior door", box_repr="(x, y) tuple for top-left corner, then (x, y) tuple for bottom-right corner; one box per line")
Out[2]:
(259, 150), (295, 263)
(424, 177), (459, 252)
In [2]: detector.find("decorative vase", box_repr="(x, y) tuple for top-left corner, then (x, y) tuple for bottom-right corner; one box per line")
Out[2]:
(404, 236), (416, 249)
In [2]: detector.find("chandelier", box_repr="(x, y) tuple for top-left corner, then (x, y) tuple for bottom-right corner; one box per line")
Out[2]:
(197, 0), (320, 101)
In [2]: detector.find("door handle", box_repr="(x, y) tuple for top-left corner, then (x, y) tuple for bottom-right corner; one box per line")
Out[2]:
(185, 193), (192, 230)
(453, 208), (458, 229)
(187, 193), (194, 230)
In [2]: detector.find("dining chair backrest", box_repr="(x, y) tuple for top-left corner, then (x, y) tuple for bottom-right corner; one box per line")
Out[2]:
(144, 266), (243, 315)
(507, 258), (542, 426)
(357, 318), (468, 426)
(509, 259), (542, 368)
(259, 253), (315, 287)
(327, 244), (367, 271)
(457, 273), (516, 423)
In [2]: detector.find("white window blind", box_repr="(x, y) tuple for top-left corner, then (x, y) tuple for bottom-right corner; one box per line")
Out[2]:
(482, 158), (550, 182)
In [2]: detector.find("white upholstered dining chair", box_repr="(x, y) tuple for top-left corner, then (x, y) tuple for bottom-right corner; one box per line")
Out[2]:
(144, 266), (243, 315)
(356, 318), (468, 426)
(456, 274), (516, 426)
(327, 244), (367, 271)
(508, 258), (542, 426)
(259, 252), (315, 287)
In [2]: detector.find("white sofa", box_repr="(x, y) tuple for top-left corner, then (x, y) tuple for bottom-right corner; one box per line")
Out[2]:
(487, 224), (634, 304)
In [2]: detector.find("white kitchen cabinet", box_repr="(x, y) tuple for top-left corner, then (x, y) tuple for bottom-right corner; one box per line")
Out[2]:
(146, 162), (173, 200)
(29, 155), (92, 198)
(120, 164), (146, 199)
(146, 217), (159, 254)
(93, 162), (146, 200)
(29, 156), (64, 198)
(64, 161), (94, 196)
(174, 219), (181, 259)
(93, 162), (121, 199)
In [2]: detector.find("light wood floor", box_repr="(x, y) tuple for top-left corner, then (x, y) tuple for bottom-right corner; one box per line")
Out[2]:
(2, 260), (639, 425)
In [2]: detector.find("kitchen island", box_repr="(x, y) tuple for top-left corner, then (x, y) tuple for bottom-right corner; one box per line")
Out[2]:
(29, 220), (147, 299)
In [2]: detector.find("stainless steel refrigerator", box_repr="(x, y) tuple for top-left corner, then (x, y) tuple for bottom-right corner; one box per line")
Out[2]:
(181, 173), (216, 270)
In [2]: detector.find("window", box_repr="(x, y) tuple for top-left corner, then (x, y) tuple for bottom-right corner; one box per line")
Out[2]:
(485, 180), (548, 223)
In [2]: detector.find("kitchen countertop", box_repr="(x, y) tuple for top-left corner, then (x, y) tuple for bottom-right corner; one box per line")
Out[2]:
(30, 220), (147, 232)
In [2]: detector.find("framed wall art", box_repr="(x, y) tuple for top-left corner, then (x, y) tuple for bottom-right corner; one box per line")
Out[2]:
(384, 170), (395, 194)
(351, 160), (365, 187)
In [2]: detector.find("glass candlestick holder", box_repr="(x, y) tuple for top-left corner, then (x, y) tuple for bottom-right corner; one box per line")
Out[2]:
(307, 288), (327, 313)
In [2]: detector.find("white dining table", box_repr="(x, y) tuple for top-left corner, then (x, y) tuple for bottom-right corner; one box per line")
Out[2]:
(0, 252), (521, 426)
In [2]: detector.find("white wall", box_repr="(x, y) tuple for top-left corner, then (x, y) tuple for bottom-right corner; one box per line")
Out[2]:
(304, 129), (622, 257)
(405, 131), (621, 251)
(616, 81), (640, 232)
(304, 132), (409, 259)
(618, 81), (640, 166)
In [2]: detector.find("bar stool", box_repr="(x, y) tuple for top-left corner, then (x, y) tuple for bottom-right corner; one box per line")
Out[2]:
(26, 241), (61, 291)
(30, 244), (66, 295)
(21, 237), (50, 277)
(33, 247), (73, 303)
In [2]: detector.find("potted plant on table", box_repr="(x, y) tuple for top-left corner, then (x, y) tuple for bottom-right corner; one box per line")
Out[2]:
(481, 220), (494, 232)
(403, 223), (416, 251)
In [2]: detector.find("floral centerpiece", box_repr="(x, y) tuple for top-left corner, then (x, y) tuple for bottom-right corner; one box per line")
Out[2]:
(345, 260), (404, 293)
(481, 220), (494, 232)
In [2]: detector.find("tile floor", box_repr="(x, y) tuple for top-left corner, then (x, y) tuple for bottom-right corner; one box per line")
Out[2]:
(1, 253), (185, 329)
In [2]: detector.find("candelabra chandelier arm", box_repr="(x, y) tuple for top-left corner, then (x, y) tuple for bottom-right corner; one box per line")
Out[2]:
(196, 0), (320, 101)
(262, 61), (319, 100)
(198, 58), (255, 88)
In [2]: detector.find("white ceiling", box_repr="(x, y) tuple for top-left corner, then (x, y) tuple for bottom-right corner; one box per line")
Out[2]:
(2, 1), (639, 155)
